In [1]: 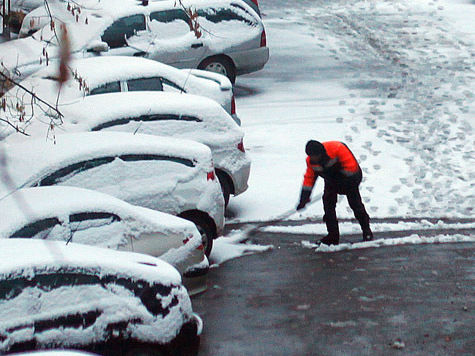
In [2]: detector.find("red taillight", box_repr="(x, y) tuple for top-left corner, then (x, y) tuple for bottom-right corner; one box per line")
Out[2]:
(197, 244), (204, 251)
(183, 236), (191, 245)
(251, 0), (259, 5)
(207, 170), (215, 181)
(260, 30), (267, 47)
(231, 95), (236, 115)
(237, 139), (245, 153)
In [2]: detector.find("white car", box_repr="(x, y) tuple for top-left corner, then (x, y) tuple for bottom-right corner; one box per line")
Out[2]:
(0, 186), (209, 295)
(0, 132), (225, 256)
(5, 91), (251, 206)
(0, 239), (202, 355)
(0, 56), (239, 127)
(2, 0), (269, 84)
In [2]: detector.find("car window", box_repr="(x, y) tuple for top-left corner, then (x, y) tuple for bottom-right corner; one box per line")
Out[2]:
(127, 77), (163, 91)
(150, 9), (189, 23)
(101, 14), (147, 49)
(70, 212), (121, 224)
(119, 154), (194, 167)
(149, 9), (191, 38)
(10, 218), (61, 239)
(198, 5), (257, 26)
(160, 77), (185, 92)
(69, 212), (124, 247)
(91, 114), (201, 131)
(38, 157), (115, 186)
(90, 81), (121, 95)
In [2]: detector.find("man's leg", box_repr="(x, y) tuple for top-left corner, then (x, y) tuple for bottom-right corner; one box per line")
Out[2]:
(346, 186), (373, 241)
(321, 181), (339, 245)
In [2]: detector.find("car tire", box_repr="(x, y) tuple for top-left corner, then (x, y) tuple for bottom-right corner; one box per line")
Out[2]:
(198, 56), (236, 84)
(180, 214), (214, 257)
(216, 171), (231, 208)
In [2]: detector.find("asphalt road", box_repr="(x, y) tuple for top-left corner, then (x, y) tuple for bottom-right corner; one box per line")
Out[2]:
(192, 227), (474, 356)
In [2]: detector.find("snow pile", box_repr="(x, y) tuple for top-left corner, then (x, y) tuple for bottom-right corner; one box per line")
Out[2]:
(301, 234), (475, 253)
(209, 229), (273, 266)
(263, 220), (475, 235)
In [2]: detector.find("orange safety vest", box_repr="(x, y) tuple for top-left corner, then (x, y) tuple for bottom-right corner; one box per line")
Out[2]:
(302, 141), (359, 189)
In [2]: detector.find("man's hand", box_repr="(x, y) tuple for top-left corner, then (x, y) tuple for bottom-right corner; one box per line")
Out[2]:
(296, 188), (312, 211)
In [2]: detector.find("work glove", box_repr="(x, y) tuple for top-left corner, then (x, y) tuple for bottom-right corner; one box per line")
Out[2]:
(296, 189), (311, 211)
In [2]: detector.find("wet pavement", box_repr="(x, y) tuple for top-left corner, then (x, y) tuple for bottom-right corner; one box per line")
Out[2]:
(193, 231), (474, 356)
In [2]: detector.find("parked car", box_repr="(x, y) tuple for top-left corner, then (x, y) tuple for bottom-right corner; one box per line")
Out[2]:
(0, 239), (202, 355)
(0, 186), (209, 295)
(5, 91), (251, 206)
(0, 55), (239, 127)
(241, 0), (261, 17)
(0, 132), (225, 256)
(1, 0), (268, 86)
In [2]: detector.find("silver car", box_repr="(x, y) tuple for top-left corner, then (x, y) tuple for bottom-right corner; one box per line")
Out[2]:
(7, 0), (269, 83)
(0, 132), (225, 256)
(0, 186), (209, 295)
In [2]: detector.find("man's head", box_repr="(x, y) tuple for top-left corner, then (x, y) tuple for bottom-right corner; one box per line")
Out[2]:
(305, 140), (327, 164)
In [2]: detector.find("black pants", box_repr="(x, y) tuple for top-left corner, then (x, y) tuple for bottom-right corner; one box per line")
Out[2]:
(322, 170), (370, 237)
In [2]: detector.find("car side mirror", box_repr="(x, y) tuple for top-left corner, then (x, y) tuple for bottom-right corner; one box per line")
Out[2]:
(87, 41), (110, 53)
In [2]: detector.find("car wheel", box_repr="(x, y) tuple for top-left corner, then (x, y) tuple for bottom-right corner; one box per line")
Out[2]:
(181, 214), (214, 257)
(198, 56), (236, 84)
(216, 171), (231, 208)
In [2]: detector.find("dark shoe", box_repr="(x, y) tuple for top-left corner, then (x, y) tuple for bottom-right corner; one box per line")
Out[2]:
(362, 227), (373, 241)
(316, 234), (339, 246)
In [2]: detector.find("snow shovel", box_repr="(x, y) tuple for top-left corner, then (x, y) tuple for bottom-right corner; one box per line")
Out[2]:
(240, 198), (320, 241)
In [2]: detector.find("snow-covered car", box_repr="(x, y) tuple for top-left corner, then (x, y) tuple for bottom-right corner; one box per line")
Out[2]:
(0, 132), (225, 256)
(0, 56), (239, 126)
(3, 0), (269, 84)
(0, 186), (209, 295)
(4, 91), (251, 206)
(0, 239), (202, 355)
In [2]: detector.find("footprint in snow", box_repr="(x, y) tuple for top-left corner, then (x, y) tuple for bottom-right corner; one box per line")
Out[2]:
(348, 108), (356, 114)
(350, 126), (359, 133)
(390, 185), (401, 193)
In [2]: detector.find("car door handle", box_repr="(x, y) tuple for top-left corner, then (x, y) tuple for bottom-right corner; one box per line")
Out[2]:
(133, 51), (147, 57)
(191, 43), (203, 48)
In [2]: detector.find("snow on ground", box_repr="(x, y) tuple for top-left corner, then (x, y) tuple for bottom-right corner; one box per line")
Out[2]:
(213, 0), (474, 261)
(228, 0), (474, 223)
(301, 234), (475, 253)
(209, 231), (273, 267)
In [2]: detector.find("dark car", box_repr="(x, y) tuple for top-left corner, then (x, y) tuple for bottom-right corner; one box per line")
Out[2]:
(0, 239), (202, 355)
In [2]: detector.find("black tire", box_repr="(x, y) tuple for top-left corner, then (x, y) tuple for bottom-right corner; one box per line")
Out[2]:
(198, 56), (236, 84)
(181, 215), (214, 257)
(216, 171), (232, 208)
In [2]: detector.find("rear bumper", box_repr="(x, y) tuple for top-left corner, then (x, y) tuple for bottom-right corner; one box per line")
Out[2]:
(230, 47), (270, 76)
(231, 156), (251, 196)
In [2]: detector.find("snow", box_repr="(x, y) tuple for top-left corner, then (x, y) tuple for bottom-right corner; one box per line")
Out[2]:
(301, 234), (475, 253)
(226, 0), (474, 222)
(0, 241), (195, 350)
(0, 239), (181, 284)
(0, 186), (204, 273)
(209, 0), (474, 262)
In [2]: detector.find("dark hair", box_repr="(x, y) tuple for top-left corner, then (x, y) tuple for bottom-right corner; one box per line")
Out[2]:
(305, 140), (325, 156)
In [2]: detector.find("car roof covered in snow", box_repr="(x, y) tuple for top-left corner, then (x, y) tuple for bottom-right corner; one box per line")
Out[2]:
(13, 56), (231, 103)
(0, 132), (212, 194)
(0, 186), (199, 240)
(0, 238), (181, 284)
(63, 91), (238, 131)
